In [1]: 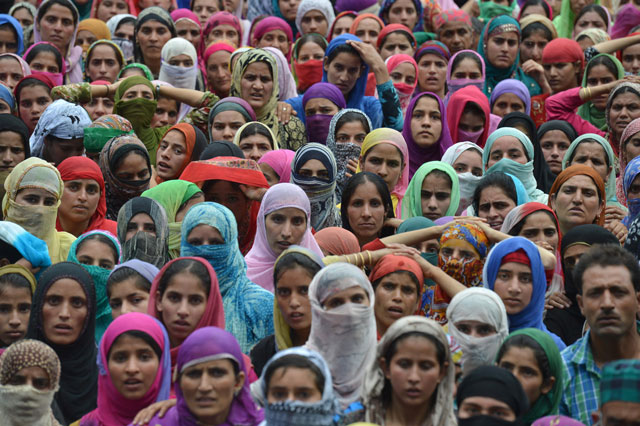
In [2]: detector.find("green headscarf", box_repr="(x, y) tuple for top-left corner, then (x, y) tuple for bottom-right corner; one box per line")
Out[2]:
(553, 0), (601, 39)
(117, 63), (154, 81)
(479, 0), (516, 21)
(401, 161), (460, 220)
(141, 180), (203, 259)
(577, 53), (625, 131)
(499, 328), (564, 424)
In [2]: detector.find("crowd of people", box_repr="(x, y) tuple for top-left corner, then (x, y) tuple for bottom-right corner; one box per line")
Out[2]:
(0, 0), (640, 424)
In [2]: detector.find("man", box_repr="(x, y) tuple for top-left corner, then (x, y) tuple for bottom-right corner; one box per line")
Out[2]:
(593, 359), (640, 426)
(435, 10), (474, 55)
(559, 244), (640, 425)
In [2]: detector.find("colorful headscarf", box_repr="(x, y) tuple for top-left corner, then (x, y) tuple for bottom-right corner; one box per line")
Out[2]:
(302, 82), (346, 144)
(444, 49), (485, 106)
(446, 85), (491, 147)
(378, 0), (423, 32)
(116, 197), (169, 268)
(83, 114), (134, 155)
(541, 38), (584, 71)
(369, 253), (424, 297)
(77, 18), (111, 41)
(252, 17), (293, 51)
(257, 149), (296, 184)
(577, 54), (625, 131)
(349, 13), (384, 35)
(600, 359), (640, 406)
(441, 142), (484, 214)
(0, 14), (23, 55)
(117, 62), (153, 80)
(401, 161), (460, 220)
(156, 123), (206, 184)
(202, 11), (242, 48)
(623, 156), (640, 226)
(548, 164), (606, 227)
(490, 79), (531, 115)
(385, 54), (418, 113)
(519, 14), (557, 38)
(0, 221), (51, 270)
(435, 9), (471, 31)
(619, 118), (640, 197)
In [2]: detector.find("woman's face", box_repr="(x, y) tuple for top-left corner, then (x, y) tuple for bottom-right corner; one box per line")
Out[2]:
(96, 0), (129, 22)
(569, 141), (610, 184)
(297, 158), (329, 179)
(267, 366), (323, 403)
(385, 0), (418, 30)
(86, 44), (121, 83)
(300, 10), (328, 36)
(389, 61), (416, 87)
(354, 18), (382, 46)
(257, 30), (290, 57)
(324, 52), (363, 96)
(499, 346), (553, 408)
(122, 83), (154, 100)
(115, 152), (150, 184)
(0, 26), (18, 54)
(380, 33), (414, 60)
(451, 57), (482, 80)
(417, 53), (447, 94)
(297, 41), (324, 63)
(331, 15), (355, 39)
(0, 57), (24, 90)
(491, 93), (525, 117)
(207, 24), (240, 47)
(84, 97), (114, 120)
(374, 271), (419, 334)
(238, 133), (272, 162)
(265, 207), (307, 256)
(421, 172), (452, 221)
(75, 30), (97, 54)
(175, 193), (204, 222)
(362, 143), (403, 193)
(108, 334), (160, 400)
(137, 20), (172, 61)
(0, 131), (26, 172)
(76, 237), (116, 268)
(278, 0), (302, 21)
(382, 335), (446, 409)
(156, 271), (208, 347)
(540, 130), (571, 174)
(544, 62), (579, 94)
(440, 238), (479, 262)
(520, 4), (547, 18)
(126, 212), (156, 241)
(624, 131), (640, 166)
(347, 180), (387, 244)
(186, 224), (224, 246)
(114, 21), (135, 42)
(520, 31), (548, 64)
(180, 358), (244, 424)
(202, 180), (249, 234)
(492, 261), (533, 315)
(411, 96), (443, 149)
(452, 149), (483, 177)
(259, 163), (279, 186)
(240, 61), (273, 111)
(621, 43), (640, 75)
(322, 285), (369, 309)
(454, 320), (496, 338)
(207, 50), (232, 96)
(518, 211), (559, 254)
(152, 98), (179, 128)
(275, 265), (313, 332)
(37, 3), (75, 54)
(193, 0), (220, 27)
(585, 64), (616, 110)
(573, 11), (607, 37)
(304, 98), (339, 117)
(156, 129), (188, 181)
(11, 7), (34, 29)
(108, 277), (150, 319)
(458, 107), (485, 134)
(335, 120), (367, 146)
(18, 84), (53, 133)
(210, 110), (246, 141)
(0, 285), (31, 347)
(486, 32), (519, 69)
(486, 136), (527, 169)
(41, 278), (88, 346)
(15, 187), (57, 207)
(168, 54), (194, 68)
(551, 175), (603, 231)
(477, 185), (517, 230)
(176, 20), (201, 52)
(609, 92), (640, 141)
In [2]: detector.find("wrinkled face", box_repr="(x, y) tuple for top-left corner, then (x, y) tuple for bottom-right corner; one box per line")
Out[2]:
(59, 178), (101, 226)
(257, 30), (290, 57)
(240, 61), (273, 111)
(477, 186), (517, 230)
(498, 346), (551, 409)
(550, 175), (603, 232)
(608, 92), (640, 141)
(417, 53), (447, 94)
(331, 15), (354, 39)
(107, 334), (160, 400)
(420, 172), (452, 221)
(438, 21), (473, 54)
(486, 136), (527, 169)
(41, 278), (88, 346)
(354, 18), (382, 46)
(492, 261), (534, 315)
(569, 141), (611, 185)
(265, 207), (307, 256)
(0, 57), (24, 90)
(108, 277), (150, 319)
(518, 211), (559, 254)
(385, 0), (418, 30)
(539, 129), (571, 174)
(361, 143), (403, 193)
(520, 31), (548, 64)
(266, 367), (323, 403)
(275, 265), (313, 332)
(491, 93), (525, 118)
(176, 20), (201, 52)
(37, 3), (75, 54)
(0, 285), (31, 347)
(374, 271), (419, 333)
(410, 96), (443, 149)
(486, 32), (519, 69)
(380, 32), (414, 60)
(206, 50), (232, 96)
(324, 52), (363, 96)
(300, 10), (328, 36)
(210, 110), (245, 141)
(0, 131), (26, 172)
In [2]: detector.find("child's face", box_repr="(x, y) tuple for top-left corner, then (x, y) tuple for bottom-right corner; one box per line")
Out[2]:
(266, 366), (323, 403)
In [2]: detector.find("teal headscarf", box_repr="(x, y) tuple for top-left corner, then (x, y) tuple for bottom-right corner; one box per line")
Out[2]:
(577, 54), (625, 132)
(479, 0), (516, 21)
(401, 161), (460, 220)
(117, 62), (154, 81)
(484, 127), (547, 203)
(67, 230), (121, 344)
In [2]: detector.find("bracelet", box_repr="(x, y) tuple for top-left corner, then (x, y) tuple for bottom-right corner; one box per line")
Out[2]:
(156, 84), (162, 96)
(584, 87), (592, 99)
(365, 250), (372, 265)
(358, 252), (365, 266)
(104, 84), (110, 97)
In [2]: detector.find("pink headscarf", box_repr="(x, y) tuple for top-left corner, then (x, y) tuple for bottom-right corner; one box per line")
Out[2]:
(251, 17), (293, 58)
(257, 149), (296, 184)
(245, 183), (324, 292)
(23, 42), (67, 86)
(0, 53), (30, 77)
(385, 54), (418, 113)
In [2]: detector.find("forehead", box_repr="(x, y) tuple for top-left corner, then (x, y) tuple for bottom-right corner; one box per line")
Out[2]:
(581, 265), (635, 289)
(560, 174), (598, 190)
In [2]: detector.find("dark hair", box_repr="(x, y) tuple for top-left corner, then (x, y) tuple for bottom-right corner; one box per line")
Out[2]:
(0, 273), (32, 296)
(462, 101), (485, 120)
(86, 42), (125, 70)
(472, 172), (518, 213)
(471, 16), (484, 35)
(15, 77), (53, 106)
(0, 23), (17, 42)
(264, 354), (325, 394)
(507, 209), (557, 237)
(156, 258), (211, 298)
(24, 42), (64, 72)
(76, 234), (119, 265)
(575, 4), (609, 30)
(106, 266), (152, 298)
(340, 172), (395, 238)
(274, 252), (322, 288)
(115, 16), (136, 31)
(108, 329), (163, 360)
(295, 33), (328, 57)
(573, 244), (640, 294)
(497, 334), (554, 387)
(238, 122), (274, 149)
(521, 22), (553, 42)
(372, 270), (420, 295)
(426, 169), (452, 190)
(335, 111), (371, 135)
(0, 241), (22, 264)
(326, 42), (361, 65)
(380, 29), (414, 49)
(451, 51), (483, 76)
(519, 0), (552, 19)
(586, 54), (619, 81)
(567, 138), (610, 167)
(36, 0), (78, 25)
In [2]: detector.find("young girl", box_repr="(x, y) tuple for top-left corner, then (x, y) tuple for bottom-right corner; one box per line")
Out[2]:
(444, 50), (485, 105)
(402, 162), (460, 222)
(107, 259), (159, 319)
(473, 172), (528, 230)
(0, 265), (34, 348)
(446, 85), (491, 147)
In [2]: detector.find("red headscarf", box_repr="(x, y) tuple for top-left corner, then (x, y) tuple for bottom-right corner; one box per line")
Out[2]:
(376, 23), (416, 49)
(349, 13), (384, 34)
(369, 254), (424, 314)
(542, 38), (585, 70)
(446, 85), (491, 147)
(329, 11), (357, 41)
(55, 156), (117, 235)
(156, 123), (198, 184)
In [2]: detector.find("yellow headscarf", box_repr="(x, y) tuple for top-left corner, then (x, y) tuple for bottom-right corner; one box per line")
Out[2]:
(232, 121), (280, 151)
(0, 264), (36, 293)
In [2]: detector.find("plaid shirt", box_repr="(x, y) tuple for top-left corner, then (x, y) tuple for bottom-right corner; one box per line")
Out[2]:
(559, 322), (640, 425)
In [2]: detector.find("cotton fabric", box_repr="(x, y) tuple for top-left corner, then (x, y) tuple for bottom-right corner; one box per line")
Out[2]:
(116, 197), (169, 268)
(0, 221), (51, 269)
(258, 149), (296, 184)
(444, 50), (485, 106)
(446, 85), (491, 147)
(401, 161), (460, 220)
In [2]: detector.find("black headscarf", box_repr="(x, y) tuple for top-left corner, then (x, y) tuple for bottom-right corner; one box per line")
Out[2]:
(26, 262), (98, 425)
(190, 124), (208, 161)
(537, 120), (578, 177)
(498, 112), (556, 193)
(199, 140), (245, 160)
(0, 113), (30, 157)
(544, 225), (619, 345)
(625, 214), (640, 259)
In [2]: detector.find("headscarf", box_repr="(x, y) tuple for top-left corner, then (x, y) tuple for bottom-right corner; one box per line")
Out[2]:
(519, 14), (557, 39)
(0, 53), (30, 81)
(554, 0), (601, 39)
(261, 47), (297, 102)
(500, 328), (564, 424)
(0, 221), (51, 270)
(385, 54), (418, 113)
(148, 257), (225, 365)
(605, 82), (640, 145)
(109, 258), (159, 288)
(141, 180), (202, 259)
(577, 54), (625, 131)
(207, 97), (256, 140)
(441, 142), (484, 214)
(257, 149), (296, 184)
(401, 161), (460, 220)
(202, 11), (242, 49)
(252, 17), (293, 55)
(622, 156), (640, 227)
(349, 13), (384, 34)
(611, 3), (640, 39)
(199, 141), (244, 159)
(295, 0), (335, 38)
(576, 28), (609, 45)
(618, 118), (640, 206)
(490, 79), (531, 115)
(362, 316), (457, 426)
(306, 262), (376, 408)
(78, 312), (171, 426)
(117, 62), (153, 80)
(0, 84), (14, 112)
(446, 85), (491, 147)
(322, 34), (370, 111)
(159, 37), (198, 92)
(116, 197), (169, 268)
(251, 347), (339, 426)
(0, 114), (28, 163)
(378, 0), (423, 32)
(0, 14), (23, 55)
(537, 120), (578, 175)
(314, 227), (361, 255)
(133, 7), (176, 65)
(26, 261), (98, 424)
(479, 0), (516, 20)
(290, 143), (341, 230)
(484, 127), (548, 203)
(230, 49), (281, 140)
(444, 50), (485, 106)
(358, 128), (409, 216)
(533, 416), (586, 426)
(548, 164), (606, 227)
(414, 39), (451, 63)
(149, 327), (264, 426)
(245, 183), (324, 292)
(83, 114), (134, 156)
(8, 2), (36, 24)
(98, 134), (152, 220)
(28, 99), (91, 160)
(180, 202), (274, 353)
(482, 237), (565, 349)
(447, 287), (509, 373)
(403, 92), (453, 177)
(106, 14), (136, 36)
(155, 123), (206, 184)
(541, 38), (584, 72)
(600, 359), (640, 405)
(302, 82), (346, 144)
(368, 255), (424, 314)
(377, 23), (416, 50)
(77, 18), (111, 41)
(0, 339), (60, 426)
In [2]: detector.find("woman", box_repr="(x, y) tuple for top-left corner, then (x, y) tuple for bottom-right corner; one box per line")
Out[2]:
(230, 49), (307, 151)
(0, 53), (30, 91)
(27, 261), (98, 424)
(377, 25), (417, 61)
(446, 287), (509, 374)
(107, 15), (136, 62)
(290, 143), (341, 231)
(91, 0), (131, 21)
(74, 312), (171, 426)
(14, 74), (54, 135)
(133, 7), (176, 77)
(444, 50), (485, 106)
(232, 122), (279, 162)
(577, 54), (625, 132)
(519, 14), (556, 65)
(202, 42), (234, 98)
(306, 262), (376, 408)
(245, 183), (323, 292)
(147, 327), (263, 425)
(618, 118), (640, 207)
(142, 180), (203, 259)
(478, 15), (541, 97)
(208, 97), (256, 142)
(9, 2), (36, 29)
(172, 9), (201, 53)
(106, 259), (158, 319)
(202, 12), (242, 48)
(446, 85), (491, 147)
(402, 162), (460, 222)
(83, 114), (133, 164)
(0, 265), (35, 349)
(441, 142), (484, 215)
(350, 14), (384, 46)
(473, 171), (529, 229)
(301, 82), (346, 144)
(295, 0), (335, 38)
(116, 197), (169, 268)
(0, 113), (29, 188)
(252, 17), (293, 59)
(538, 121), (577, 177)
(490, 80), (531, 118)
(414, 41), (449, 101)
(258, 149), (296, 186)
(99, 134), (152, 220)
(158, 37), (201, 104)
(154, 123), (206, 184)
(385, 54), (418, 114)
(291, 33), (327, 93)
(75, 18), (111, 54)
(180, 202), (275, 353)
(378, 0), (422, 32)
(622, 156), (640, 226)
(84, 40), (125, 83)
(3, 157), (75, 263)
(571, 4), (609, 39)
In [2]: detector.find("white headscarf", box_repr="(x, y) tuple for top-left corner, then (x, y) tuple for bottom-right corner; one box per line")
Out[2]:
(305, 262), (376, 409)
(159, 37), (198, 90)
(441, 142), (484, 215)
(295, 0), (335, 38)
(446, 287), (509, 374)
(29, 99), (91, 159)
(106, 13), (136, 35)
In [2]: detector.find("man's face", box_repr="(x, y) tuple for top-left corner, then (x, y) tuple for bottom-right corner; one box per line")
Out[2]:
(600, 400), (640, 426)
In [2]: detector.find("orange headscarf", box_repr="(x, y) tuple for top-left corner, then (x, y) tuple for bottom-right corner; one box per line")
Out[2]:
(349, 13), (385, 34)
(548, 164), (606, 226)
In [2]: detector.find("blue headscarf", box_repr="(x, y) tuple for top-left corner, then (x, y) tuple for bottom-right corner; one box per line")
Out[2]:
(180, 202), (274, 353)
(482, 237), (565, 350)
(623, 156), (640, 227)
(0, 221), (51, 272)
(0, 14), (24, 55)
(0, 83), (15, 110)
(378, 0), (424, 32)
(322, 34), (370, 111)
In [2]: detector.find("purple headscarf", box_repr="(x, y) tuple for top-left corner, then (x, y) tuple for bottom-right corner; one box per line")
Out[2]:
(402, 92), (453, 177)
(148, 327), (264, 426)
(335, 0), (376, 12)
(444, 50), (485, 106)
(489, 79), (531, 115)
(302, 82), (347, 110)
(303, 82), (347, 144)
